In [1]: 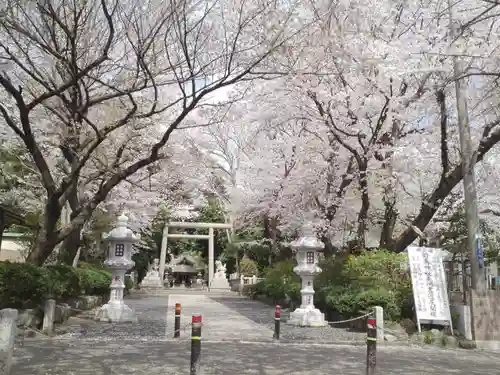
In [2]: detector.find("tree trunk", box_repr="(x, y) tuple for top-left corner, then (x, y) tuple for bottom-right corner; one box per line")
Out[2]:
(379, 113), (401, 249)
(58, 187), (83, 264)
(263, 214), (271, 238)
(263, 214), (275, 266)
(380, 198), (397, 249)
(390, 168), (462, 252)
(269, 216), (279, 266)
(26, 231), (60, 265)
(25, 197), (62, 265)
(320, 235), (336, 258)
(354, 166), (369, 251)
(58, 224), (83, 264)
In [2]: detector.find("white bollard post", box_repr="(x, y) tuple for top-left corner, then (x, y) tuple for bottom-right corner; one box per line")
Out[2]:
(42, 299), (56, 336)
(0, 308), (18, 375)
(374, 306), (384, 344)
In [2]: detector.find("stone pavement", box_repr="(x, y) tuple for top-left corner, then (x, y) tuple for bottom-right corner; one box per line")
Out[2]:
(208, 296), (367, 344)
(12, 337), (500, 374)
(9, 292), (500, 374)
(52, 292), (275, 342)
(167, 293), (274, 342)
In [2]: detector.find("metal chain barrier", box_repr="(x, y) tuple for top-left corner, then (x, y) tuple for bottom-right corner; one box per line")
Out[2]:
(173, 322), (196, 336)
(325, 310), (374, 325)
(274, 306), (380, 340)
(171, 303), (206, 338)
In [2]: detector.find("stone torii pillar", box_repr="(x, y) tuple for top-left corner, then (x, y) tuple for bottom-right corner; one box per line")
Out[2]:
(158, 222), (232, 288)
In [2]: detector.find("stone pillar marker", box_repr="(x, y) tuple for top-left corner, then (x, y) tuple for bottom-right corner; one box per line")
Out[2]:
(374, 306), (384, 344)
(95, 213), (139, 323)
(287, 223), (327, 327)
(0, 308), (18, 375)
(42, 299), (55, 336)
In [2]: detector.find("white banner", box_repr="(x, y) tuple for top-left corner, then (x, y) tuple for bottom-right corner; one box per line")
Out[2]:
(407, 246), (452, 325)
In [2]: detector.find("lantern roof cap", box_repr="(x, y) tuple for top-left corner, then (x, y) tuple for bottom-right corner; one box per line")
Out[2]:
(103, 213), (140, 242)
(290, 222), (324, 250)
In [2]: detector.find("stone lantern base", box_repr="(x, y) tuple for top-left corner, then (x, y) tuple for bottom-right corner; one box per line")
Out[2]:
(95, 302), (138, 323)
(287, 306), (327, 327)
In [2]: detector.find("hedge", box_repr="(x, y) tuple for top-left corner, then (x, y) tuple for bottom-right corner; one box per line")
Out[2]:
(0, 261), (121, 309)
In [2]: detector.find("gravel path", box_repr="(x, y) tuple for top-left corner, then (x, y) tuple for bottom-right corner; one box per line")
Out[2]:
(208, 296), (367, 344)
(57, 294), (171, 340)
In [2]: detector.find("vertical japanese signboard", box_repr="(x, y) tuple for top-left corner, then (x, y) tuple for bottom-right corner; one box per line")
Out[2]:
(407, 246), (453, 333)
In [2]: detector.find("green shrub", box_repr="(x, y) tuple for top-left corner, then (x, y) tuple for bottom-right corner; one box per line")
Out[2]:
(255, 260), (301, 305)
(0, 261), (113, 309)
(423, 331), (434, 344)
(0, 262), (49, 309)
(78, 261), (108, 271)
(45, 265), (81, 299)
(255, 250), (412, 321)
(317, 251), (412, 320)
(241, 284), (259, 298)
(75, 267), (111, 296)
(253, 280), (267, 295)
(323, 285), (400, 319)
(239, 258), (259, 276)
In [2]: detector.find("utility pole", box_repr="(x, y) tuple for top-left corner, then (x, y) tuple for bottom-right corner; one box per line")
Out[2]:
(447, 0), (487, 342)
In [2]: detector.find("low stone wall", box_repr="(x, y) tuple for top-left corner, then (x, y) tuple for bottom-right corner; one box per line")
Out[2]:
(16, 295), (104, 333)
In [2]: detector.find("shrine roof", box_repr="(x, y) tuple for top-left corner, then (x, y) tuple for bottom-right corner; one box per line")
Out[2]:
(168, 253), (205, 270)
(170, 264), (198, 273)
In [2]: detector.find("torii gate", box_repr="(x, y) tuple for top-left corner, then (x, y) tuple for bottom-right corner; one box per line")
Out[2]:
(158, 222), (232, 289)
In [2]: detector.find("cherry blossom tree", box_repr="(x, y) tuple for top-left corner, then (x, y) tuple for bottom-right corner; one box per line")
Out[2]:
(0, 0), (307, 264)
(227, 0), (500, 254)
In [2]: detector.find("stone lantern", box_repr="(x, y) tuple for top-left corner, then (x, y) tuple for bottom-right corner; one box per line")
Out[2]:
(287, 223), (327, 327)
(95, 214), (139, 323)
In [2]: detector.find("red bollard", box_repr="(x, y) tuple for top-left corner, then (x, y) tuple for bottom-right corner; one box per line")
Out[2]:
(174, 303), (181, 338)
(274, 305), (281, 340)
(190, 314), (202, 375)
